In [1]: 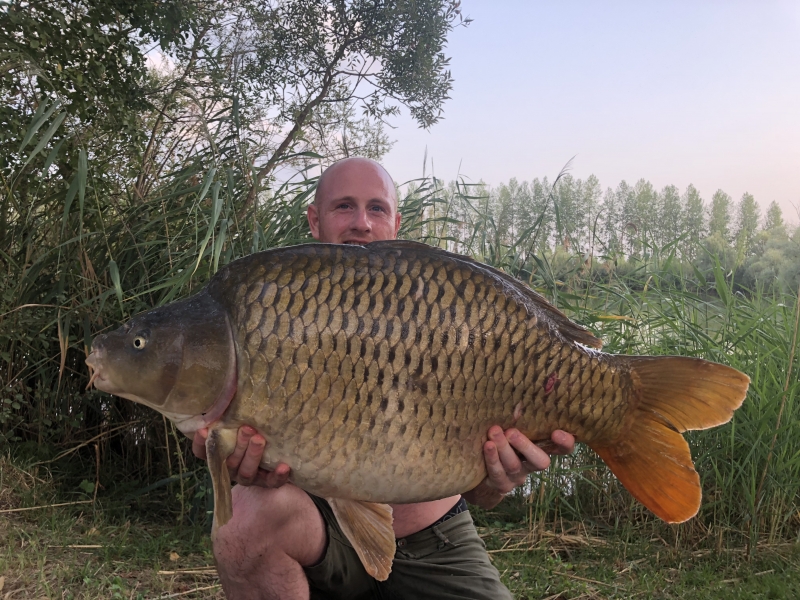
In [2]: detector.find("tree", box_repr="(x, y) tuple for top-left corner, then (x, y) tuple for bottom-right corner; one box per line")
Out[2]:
(733, 192), (760, 264)
(3, 0), (467, 211)
(615, 180), (636, 256)
(744, 225), (800, 291)
(599, 187), (622, 255)
(764, 201), (786, 233)
(708, 189), (733, 241)
(621, 179), (656, 258)
(682, 184), (705, 261)
(1, 0), (197, 128)
(658, 184), (682, 249)
(221, 0), (468, 207)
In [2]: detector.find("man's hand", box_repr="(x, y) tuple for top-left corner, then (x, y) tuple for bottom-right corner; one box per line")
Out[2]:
(463, 427), (575, 510)
(192, 426), (291, 488)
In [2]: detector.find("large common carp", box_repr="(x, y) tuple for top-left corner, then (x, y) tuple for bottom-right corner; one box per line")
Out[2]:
(86, 241), (749, 580)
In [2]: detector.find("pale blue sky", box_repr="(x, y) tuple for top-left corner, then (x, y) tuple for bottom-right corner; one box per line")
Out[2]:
(382, 1), (800, 222)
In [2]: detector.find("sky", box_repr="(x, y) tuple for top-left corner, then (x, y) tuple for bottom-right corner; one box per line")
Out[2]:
(381, 1), (800, 223)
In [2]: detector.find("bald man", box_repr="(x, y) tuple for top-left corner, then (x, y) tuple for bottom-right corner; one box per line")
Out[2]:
(194, 157), (575, 599)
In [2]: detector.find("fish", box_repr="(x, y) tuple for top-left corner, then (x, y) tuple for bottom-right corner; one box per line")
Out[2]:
(85, 240), (749, 580)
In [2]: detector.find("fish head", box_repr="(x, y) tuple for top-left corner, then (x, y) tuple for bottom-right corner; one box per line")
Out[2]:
(85, 292), (236, 434)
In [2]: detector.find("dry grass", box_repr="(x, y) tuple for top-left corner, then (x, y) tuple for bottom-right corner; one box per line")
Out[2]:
(1, 511), (223, 599)
(481, 526), (800, 599)
(0, 456), (222, 599)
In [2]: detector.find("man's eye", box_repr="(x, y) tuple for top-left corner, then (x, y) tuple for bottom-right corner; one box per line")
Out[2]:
(370, 205), (387, 213)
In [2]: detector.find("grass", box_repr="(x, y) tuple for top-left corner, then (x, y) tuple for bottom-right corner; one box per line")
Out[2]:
(3, 504), (799, 599)
(3, 456), (799, 600)
(485, 528), (800, 600)
(1, 511), (222, 599)
(1, 455), (221, 599)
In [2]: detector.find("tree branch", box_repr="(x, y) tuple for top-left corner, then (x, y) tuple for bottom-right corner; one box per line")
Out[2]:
(239, 32), (355, 214)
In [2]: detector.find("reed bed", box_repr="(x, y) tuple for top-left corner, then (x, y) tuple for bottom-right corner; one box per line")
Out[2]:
(1, 107), (798, 553)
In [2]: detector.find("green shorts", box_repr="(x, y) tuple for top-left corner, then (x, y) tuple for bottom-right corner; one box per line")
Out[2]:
(304, 495), (512, 600)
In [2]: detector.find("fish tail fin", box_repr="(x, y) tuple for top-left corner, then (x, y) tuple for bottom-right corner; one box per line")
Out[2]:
(589, 356), (749, 523)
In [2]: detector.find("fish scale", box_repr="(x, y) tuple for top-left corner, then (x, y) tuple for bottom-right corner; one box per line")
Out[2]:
(210, 242), (627, 503)
(87, 239), (749, 581)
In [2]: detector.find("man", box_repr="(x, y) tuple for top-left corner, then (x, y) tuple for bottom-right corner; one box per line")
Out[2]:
(193, 157), (575, 599)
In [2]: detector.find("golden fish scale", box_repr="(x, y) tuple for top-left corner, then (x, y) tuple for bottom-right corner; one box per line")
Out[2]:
(212, 244), (630, 503)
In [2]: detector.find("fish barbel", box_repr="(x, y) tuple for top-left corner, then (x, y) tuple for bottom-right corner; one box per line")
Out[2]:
(86, 240), (749, 580)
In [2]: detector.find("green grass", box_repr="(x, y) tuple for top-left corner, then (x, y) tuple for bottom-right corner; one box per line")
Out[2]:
(3, 455), (799, 600)
(3, 497), (799, 599)
(0, 455), (221, 598)
(1, 511), (222, 599)
(486, 528), (800, 599)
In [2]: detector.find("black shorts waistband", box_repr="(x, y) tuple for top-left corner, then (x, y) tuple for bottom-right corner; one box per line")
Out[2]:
(427, 496), (468, 530)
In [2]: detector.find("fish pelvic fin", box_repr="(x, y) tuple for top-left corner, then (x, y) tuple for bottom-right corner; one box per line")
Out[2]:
(328, 498), (395, 581)
(591, 356), (749, 523)
(206, 427), (237, 536)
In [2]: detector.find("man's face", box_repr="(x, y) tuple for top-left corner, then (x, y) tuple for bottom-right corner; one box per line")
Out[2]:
(308, 159), (401, 244)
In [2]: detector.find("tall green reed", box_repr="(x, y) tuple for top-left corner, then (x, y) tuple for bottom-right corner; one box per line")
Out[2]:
(0, 96), (451, 518)
(3, 101), (798, 545)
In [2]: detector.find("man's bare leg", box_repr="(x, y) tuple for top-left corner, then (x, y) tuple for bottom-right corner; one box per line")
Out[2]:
(213, 483), (327, 600)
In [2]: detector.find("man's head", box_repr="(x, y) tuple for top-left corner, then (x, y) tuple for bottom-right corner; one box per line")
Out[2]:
(307, 157), (401, 245)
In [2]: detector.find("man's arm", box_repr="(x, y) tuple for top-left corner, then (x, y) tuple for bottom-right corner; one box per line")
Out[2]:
(192, 426), (291, 488)
(463, 427), (575, 510)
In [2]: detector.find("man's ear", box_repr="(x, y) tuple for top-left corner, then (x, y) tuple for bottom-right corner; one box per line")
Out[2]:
(307, 203), (321, 240)
(394, 211), (401, 237)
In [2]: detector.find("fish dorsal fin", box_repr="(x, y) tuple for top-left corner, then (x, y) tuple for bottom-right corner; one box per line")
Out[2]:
(327, 498), (395, 581)
(366, 240), (602, 349)
(206, 428), (237, 535)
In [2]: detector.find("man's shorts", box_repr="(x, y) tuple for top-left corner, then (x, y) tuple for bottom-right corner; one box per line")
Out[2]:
(304, 495), (513, 600)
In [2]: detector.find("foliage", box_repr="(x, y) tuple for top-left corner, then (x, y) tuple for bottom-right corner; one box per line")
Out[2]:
(2, 0), (798, 562)
(0, 0), (466, 522)
(413, 176), (800, 547)
(3, 455), (800, 598)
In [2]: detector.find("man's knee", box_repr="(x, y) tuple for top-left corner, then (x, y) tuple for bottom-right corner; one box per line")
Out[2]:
(213, 484), (327, 570)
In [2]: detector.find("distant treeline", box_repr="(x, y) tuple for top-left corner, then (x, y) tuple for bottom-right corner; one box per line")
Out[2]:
(416, 175), (799, 293)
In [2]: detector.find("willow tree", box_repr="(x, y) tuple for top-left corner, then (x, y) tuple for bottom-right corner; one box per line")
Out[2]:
(0, 0), (468, 476)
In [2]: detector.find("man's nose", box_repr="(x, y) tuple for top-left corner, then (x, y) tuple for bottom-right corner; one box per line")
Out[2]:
(351, 208), (371, 231)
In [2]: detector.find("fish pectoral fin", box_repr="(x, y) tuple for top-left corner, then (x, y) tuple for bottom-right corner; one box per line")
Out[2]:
(591, 356), (749, 524)
(328, 498), (395, 581)
(206, 428), (238, 535)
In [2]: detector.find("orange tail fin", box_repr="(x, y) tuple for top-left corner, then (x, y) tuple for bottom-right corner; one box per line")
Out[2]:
(590, 356), (749, 523)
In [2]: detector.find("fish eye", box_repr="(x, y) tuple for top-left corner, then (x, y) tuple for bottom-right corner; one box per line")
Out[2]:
(133, 336), (147, 350)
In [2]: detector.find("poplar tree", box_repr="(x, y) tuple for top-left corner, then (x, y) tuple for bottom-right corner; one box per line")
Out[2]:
(708, 189), (733, 241)
(625, 179), (656, 258)
(733, 192), (760, 263)
(764, 201), (785, 233)
(599, 187), (622, 255)
(616, 181), (636, 256)
(659, 184), (683, 249)
(682, 184), (706, 261)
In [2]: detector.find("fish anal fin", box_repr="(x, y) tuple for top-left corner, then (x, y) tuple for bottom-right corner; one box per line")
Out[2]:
(328, 498), (395, 581)
(591, 413), (701, 523)
(206, 427), (237, 535)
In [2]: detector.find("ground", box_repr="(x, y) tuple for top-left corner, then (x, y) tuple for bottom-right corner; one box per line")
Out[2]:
(2, 505), (799, 599)
(2, 456), (798, 599)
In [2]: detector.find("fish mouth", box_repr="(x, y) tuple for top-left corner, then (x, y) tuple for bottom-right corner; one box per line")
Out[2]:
(85, 351), (107, 391)
(343, 239), (371, 246)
